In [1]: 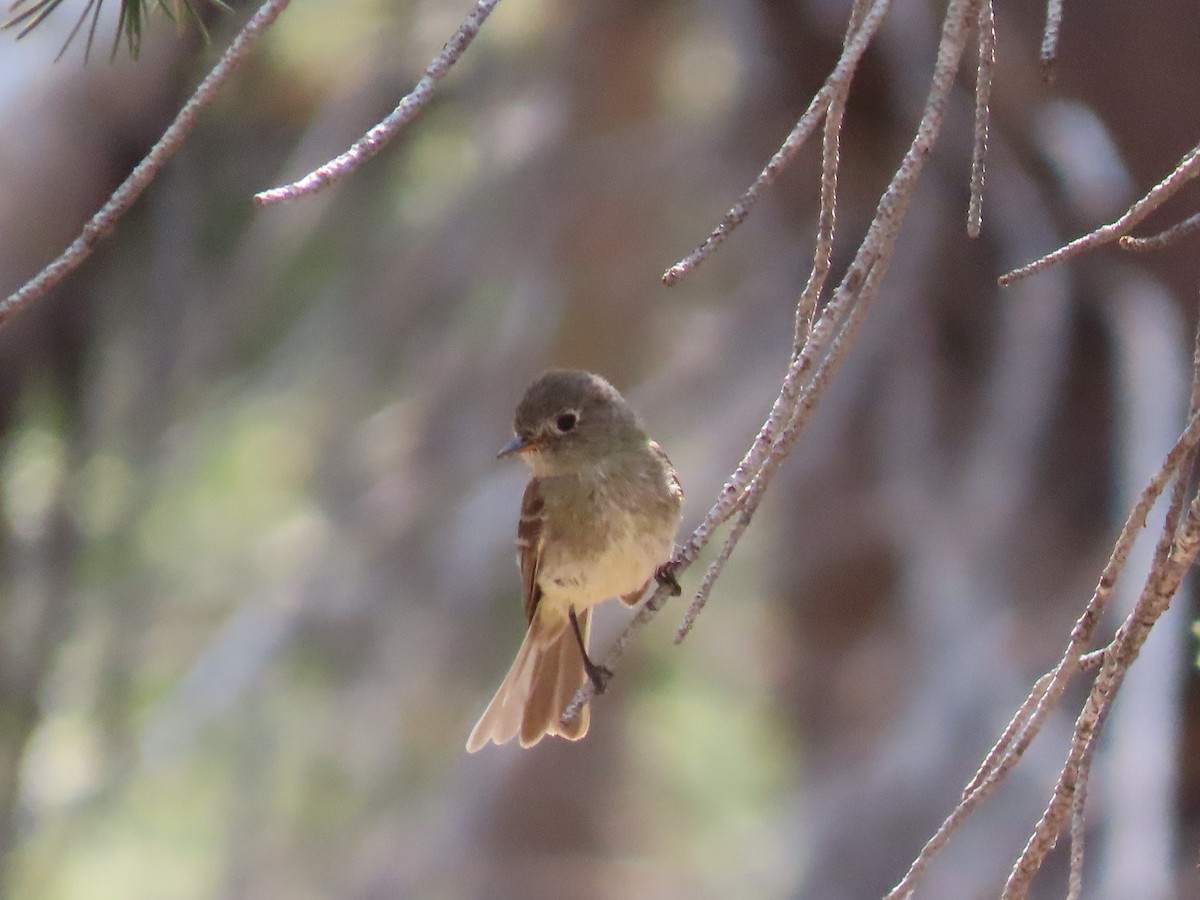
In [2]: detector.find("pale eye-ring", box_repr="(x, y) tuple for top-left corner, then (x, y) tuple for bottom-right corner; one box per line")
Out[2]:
(555, 411), (578, 433)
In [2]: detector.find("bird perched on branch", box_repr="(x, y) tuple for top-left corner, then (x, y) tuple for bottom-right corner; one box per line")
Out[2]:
(466, 369), (683, 752)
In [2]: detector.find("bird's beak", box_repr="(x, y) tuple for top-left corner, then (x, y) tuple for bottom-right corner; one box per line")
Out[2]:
(497, 434), (532, 459)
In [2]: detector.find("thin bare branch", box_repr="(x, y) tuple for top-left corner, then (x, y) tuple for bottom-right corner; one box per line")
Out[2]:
(565, 0), (982, 724)
(675, 269), (861, 644)
(676, 0), (976, 642)
(1066, 703), (1103, 900)
(648, 4), (890, 584)
(796, 44), (850, 340)
(967, 0), (994, 237)
(999, 142), (1200, 286)
(660, 0), (892, 286)
(674, 244), (886, 644)
(887, 403), (1200, 900)
(1040, 0), (1064, 81)
(961, 648), (1104, 800)
(253, 0), (500, 206)
(1119, 209), (1200, 253)
(1003, 485), (1200, 898)
(1002, 307), (1200, 898)
(0, 0), (293, 329)
(674, 73), (852, 643)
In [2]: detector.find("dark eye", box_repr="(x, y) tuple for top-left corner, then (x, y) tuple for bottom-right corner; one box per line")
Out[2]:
(555, 412), (577, 433)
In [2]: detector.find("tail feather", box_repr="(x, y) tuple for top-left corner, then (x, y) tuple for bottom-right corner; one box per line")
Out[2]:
(466, 610), (590, 753)
(465, 624), (539, 752)
(519, 636), (557, 747)
(552, 620), (589, 741)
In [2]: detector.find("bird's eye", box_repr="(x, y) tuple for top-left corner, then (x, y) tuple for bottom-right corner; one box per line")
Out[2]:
(555, 412), (577, 433)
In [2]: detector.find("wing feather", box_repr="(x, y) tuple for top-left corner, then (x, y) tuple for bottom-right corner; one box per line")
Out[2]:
(649, 441), (684, 505)
(517, 478), (546, 623)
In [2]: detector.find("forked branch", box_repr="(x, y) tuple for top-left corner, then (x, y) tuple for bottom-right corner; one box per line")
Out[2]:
(565, 0), (981, 723)
(1000, 141), (1200, 286)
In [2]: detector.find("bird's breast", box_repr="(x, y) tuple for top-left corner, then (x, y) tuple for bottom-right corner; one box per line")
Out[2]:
(532, 461), (680, 621)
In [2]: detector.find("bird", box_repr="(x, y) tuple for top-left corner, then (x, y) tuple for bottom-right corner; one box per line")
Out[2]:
(466, 369), (683, 752)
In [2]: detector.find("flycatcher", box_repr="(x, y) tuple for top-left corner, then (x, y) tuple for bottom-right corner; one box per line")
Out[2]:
(466, 369), (683, 752)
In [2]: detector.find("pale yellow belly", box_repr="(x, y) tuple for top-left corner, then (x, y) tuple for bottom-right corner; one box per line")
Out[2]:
(535, 524), (672, 627)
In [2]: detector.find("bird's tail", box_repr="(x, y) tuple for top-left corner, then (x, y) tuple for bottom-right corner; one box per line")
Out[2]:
(465, 609), (591, 753)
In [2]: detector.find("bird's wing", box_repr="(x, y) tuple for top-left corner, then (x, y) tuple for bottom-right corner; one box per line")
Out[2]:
(517, 477), (547, 623)
(650, 440), (685, 505)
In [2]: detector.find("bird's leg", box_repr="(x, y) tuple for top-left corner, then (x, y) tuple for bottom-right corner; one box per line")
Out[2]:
(568, 606), (611, 694)
(654, 561), (682, 596)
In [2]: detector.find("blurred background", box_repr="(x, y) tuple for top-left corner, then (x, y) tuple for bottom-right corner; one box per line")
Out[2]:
(1, 0), (1199, 897)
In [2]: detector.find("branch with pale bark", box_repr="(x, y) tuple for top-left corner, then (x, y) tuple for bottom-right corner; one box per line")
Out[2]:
(560, 0), (1200, 895)
(1, 0), (499, 326)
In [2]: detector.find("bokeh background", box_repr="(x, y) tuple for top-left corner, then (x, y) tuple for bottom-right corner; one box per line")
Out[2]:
(1, 0), (1199, 897)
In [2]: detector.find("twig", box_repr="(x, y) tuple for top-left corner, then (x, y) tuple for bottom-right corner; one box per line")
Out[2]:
(1119, 210), (1200, 253)
(565, 0), (982, 723)
(1001, 309), (1200, 898)
(675, 270), (862, 644)
(253, 0), (500, 206)
(674, 58), (852, 642)
(677, 0), (978, 643)
(1066, 701), (1104, 900)
(653, 1), (888, 576)
(967, 0), (994, 237)
(1005, 444), (1200, 897)
(660, 0), (892, 286)
(961, 648), (1104, 800)
(999, 141), (1200, 286)
(0, 0), (294, 330)
(1040, 0), (1065, 81)
(886, 403), (1200, 900)
(1003, 494), (1200, 898)
(1088, 277), (1193, 900)
(795, 23), (852, 341)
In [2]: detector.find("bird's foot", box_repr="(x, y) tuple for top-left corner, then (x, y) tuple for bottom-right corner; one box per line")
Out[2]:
(655, 561), (682, 596)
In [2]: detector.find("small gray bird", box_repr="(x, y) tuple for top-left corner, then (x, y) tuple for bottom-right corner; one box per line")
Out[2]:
(466, 369), (684, 752)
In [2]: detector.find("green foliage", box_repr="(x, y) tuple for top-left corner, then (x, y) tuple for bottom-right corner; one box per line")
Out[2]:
(2, 0), (228, 62)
